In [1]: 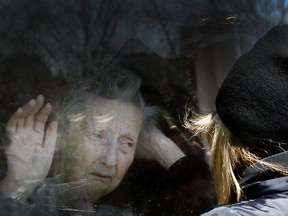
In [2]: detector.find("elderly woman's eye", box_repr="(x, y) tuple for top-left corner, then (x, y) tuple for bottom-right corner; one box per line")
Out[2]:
(95, 133), (102, 138)
(85, 132), (102, 139)
(93, 133), (103, 139)
(120, 142), (135, 154)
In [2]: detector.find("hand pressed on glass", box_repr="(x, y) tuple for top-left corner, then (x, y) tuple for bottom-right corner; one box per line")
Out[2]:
(0, 95), (58, 201)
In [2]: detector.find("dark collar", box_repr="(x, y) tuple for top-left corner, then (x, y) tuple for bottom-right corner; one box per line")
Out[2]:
(240, 151), (288, 199)
(242, 176), (288, 199)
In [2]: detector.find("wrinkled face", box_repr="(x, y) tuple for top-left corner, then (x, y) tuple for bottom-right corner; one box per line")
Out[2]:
(67, 96), (142, 201)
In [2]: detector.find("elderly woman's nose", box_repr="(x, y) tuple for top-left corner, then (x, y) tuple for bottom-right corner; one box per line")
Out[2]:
(99, 141), (117, 167)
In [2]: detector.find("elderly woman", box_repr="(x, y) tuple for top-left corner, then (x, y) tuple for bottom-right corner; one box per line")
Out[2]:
(0, 68), (161, 215)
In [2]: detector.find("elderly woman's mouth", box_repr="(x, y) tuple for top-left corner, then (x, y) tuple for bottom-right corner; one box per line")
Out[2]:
(87, 172), (113, 181)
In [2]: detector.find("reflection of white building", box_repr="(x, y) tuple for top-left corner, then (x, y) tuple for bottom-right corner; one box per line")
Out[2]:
(180, 10), (273, 113)
(126, 0), (285, 113)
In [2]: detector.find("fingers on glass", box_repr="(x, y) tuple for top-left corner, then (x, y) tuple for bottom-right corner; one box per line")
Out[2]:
(6, 95), (53, 134)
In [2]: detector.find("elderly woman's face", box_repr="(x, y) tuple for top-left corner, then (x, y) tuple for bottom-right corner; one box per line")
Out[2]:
(67, 96), (142, 201)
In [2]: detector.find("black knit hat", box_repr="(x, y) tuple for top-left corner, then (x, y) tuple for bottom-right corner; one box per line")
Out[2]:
(216, 24), (288, 154)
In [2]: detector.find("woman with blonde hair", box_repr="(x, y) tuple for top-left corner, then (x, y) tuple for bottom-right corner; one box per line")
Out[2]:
(185, 25), (288, 215)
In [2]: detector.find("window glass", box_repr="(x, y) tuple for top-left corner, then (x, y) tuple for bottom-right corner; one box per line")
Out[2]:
(0, 0), (287, 215)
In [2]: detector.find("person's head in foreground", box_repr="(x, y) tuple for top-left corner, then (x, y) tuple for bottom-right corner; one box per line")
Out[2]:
(185, 25), (288, 206)
(51, 68), (154, 204)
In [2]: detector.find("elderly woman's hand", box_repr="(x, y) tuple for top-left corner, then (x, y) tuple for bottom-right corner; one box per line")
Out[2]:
(136, 124), (185, 169)
(0, 95), (58, 201)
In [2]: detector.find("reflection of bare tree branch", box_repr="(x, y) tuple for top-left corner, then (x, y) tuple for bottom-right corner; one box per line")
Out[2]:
(277, 0), (288, 24)
(0, 0), (127, 79)
(91, 0), (126, 70)
(1, 0), (287, 81)
(147, 0), (176, 58)
(244, 0), (258, 16)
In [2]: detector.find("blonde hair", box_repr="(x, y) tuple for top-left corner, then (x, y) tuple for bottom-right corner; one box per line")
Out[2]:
(185, 113), (288, 204)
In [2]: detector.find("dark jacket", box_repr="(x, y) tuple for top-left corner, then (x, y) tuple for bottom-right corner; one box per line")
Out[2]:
(202, 151), (288, 216)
